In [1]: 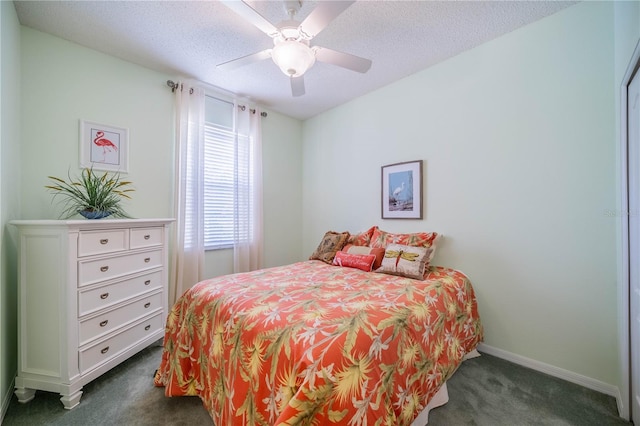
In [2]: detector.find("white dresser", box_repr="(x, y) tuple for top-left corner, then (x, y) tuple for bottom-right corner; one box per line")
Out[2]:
(10, 218), (174, 409)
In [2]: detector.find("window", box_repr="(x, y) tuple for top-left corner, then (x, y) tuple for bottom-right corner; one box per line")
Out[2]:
(203, 95), (253, 250)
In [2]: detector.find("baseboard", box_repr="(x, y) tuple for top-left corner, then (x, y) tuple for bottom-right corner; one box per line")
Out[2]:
(615, 387), (627, 421)
(477, 343), (620, 402)
(0, 375), (15, 426)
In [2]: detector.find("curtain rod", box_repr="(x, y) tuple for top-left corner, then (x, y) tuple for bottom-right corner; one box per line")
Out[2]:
(166, 80), (267, 117)
(237, 105), (268, 117)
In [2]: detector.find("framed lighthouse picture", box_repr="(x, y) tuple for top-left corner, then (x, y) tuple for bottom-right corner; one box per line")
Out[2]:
(79, 120), (129, 173)
(381, 160), (423, 219)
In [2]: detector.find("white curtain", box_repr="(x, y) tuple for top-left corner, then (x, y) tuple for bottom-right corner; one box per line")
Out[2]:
(233, 104), (264, 273)
(170, 81), (205, 305)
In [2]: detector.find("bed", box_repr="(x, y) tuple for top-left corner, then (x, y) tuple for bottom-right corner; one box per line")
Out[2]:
(154, 228), (483, 425)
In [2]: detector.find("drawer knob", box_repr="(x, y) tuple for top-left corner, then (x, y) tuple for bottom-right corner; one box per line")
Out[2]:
(101, 346), (110, 355)
(144, 302), (151, 308)
(100, 266), (109, 272)
(144, 235), (150, 240)
(144, 280), (151, 286)
(144, 325), (151, 331)
(100, 238), (109, 245)
(144, 258), (150, 263)
(99, 320), (109, 327)
(100, 292), (109, 300)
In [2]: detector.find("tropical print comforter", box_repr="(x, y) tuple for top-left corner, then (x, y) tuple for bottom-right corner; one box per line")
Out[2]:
(154, 260), (483, 426)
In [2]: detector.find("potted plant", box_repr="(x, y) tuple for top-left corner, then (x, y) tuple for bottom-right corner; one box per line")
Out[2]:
(46, 167), (134, 219)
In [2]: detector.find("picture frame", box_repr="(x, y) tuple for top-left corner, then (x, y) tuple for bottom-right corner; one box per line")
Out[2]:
(79, 120), (129, 173)
(381, 160), (423, 219)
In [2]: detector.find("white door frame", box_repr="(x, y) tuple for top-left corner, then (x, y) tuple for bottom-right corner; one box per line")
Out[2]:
(620, 38), (640, 422)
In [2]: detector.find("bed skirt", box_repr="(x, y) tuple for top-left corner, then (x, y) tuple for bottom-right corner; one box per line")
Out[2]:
(411, 383), (449, 425)
(411, 348), (481, 425)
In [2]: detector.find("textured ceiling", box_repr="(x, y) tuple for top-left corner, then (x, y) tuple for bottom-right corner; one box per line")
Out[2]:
(13, 0), (576, 120)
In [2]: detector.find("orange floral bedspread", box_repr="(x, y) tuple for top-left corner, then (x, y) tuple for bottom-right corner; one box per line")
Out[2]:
(154, 260), (483, 426)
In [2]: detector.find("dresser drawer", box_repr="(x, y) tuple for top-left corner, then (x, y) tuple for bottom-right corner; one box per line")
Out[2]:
(78, 229), (128, 257)
(78, 249), (163, 287)
(79, 292), (162, 345)
(130, 227), (163, 249)
(79, 313), (163, 374)
(78, 270), (163, 316)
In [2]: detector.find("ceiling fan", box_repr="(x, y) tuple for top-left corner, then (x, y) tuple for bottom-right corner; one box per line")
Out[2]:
(218, 0), (372, 97)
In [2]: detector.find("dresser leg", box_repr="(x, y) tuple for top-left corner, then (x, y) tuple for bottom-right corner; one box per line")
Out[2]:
(14, 387), (36, 403)
(60, 390), (83, 409)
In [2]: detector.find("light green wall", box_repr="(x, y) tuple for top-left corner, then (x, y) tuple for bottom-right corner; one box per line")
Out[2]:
(0, 0), (21, 420)
(260, 110), (303, 267)
(20, 27), (174, 219)
(303, 1), (618, 387)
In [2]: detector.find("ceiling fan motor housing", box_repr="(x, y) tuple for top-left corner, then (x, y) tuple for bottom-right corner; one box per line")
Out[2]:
(271, 37), (316, 77)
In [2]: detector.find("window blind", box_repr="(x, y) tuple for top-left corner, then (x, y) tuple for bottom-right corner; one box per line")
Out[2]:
(203, 95), (252, 250)
(203, 124), (235, 248)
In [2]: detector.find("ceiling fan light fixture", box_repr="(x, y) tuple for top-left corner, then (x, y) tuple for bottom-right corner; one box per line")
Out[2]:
(271, 40), (316, 77)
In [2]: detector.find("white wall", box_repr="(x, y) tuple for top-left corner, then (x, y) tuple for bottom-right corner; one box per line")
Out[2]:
(303, 1), (619, 388)
(0, 1), (21, 421)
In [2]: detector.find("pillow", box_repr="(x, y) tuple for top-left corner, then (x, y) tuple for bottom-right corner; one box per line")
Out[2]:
(369, 227), (439, 266)
(376, 243), (431, 280)
(332, 251), (376, 272)
(309, 231), (350, 264)
(346, 226), (376, 246)
(341, 244), (385, 270)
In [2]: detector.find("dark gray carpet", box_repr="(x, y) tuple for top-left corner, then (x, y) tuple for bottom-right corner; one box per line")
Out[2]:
(2, 341), (630, 425)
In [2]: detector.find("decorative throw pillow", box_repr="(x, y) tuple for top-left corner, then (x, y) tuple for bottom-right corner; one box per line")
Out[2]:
(332, 251), (376, 272)
(346, 226), (376, 246)
(309, 231), (350, 264)
(376, 244), (431, 280)
(369, 228), (439, 266)
(341, 244), (385, 270)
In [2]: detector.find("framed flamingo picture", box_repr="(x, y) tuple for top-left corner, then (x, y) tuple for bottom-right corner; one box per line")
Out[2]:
(381, 160), (423, 219)
(79, 120), (129, 173)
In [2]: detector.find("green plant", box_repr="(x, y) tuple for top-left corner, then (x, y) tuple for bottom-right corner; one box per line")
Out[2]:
(46, 167), (134, 219)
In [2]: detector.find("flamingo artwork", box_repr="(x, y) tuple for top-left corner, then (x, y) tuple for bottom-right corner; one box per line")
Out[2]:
(92, 130), (118, 163)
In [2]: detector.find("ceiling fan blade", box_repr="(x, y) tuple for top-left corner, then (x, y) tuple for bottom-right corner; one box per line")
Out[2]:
(299, 1), (355, 39)
(220, 0), (279, 37)
(291, 75), (305, 97)
(314, 47), (371, 73)
(217, 49), (272, 71)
